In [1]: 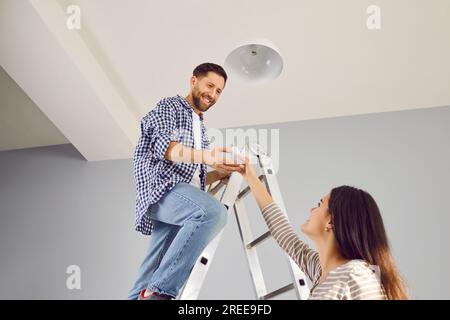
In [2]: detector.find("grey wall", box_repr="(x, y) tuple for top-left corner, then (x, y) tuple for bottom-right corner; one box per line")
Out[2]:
(1, 105), (449, 299)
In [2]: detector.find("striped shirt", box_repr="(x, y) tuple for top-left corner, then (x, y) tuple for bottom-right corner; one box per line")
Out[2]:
(261, 202), (386, 300)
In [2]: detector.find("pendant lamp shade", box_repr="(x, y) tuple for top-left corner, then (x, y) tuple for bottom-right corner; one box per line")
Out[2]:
(225, 39), (283, 85)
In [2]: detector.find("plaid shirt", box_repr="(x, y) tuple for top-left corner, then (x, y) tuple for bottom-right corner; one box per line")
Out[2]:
(133, 95), (210, 235)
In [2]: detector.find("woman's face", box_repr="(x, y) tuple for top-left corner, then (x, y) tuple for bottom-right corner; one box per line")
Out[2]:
(301, 193), (332, 238)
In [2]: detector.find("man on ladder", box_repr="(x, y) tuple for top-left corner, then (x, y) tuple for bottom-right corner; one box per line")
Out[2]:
(128, 63), (242, 300)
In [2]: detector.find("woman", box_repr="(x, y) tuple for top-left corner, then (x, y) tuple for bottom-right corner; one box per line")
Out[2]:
(239, 158), (408, 300)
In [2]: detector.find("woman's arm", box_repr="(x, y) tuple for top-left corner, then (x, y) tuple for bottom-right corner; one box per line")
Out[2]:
(244, 169), (274, 210)
(240, 157), (321, 282)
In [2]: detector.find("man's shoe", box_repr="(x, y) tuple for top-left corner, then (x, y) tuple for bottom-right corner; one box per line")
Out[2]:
(138, 289), (173, 300)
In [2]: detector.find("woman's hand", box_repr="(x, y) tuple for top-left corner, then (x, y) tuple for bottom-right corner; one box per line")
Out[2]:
(239, 155), (258, 182)
(237, 154), (274, 210)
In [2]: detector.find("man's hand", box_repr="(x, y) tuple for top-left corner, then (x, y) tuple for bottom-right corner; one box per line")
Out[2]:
(206, 169), (231, 186)
(165, 143), (244, 169)
(204, 147), (243, 173)
(211, 162), (241, 176)
(213, 168), (230, 179)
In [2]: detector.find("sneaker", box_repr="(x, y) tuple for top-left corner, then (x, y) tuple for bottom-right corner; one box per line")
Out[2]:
(138, 289), (173, 300)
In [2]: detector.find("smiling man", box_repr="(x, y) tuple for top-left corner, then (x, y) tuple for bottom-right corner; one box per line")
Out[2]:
(129, 63), (241, 300)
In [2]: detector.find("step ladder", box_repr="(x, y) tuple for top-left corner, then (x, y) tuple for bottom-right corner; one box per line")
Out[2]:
(179, 145), (310, 300)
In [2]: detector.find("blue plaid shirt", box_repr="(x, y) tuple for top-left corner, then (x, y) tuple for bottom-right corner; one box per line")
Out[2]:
(133, 95), (210, 235)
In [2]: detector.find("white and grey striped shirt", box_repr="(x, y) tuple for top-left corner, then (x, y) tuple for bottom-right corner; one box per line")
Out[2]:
(262, 202), (386, 300)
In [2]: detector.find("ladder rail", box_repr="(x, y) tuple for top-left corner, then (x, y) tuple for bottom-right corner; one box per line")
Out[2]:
(257, 154), (310, 300)
(179, 173), (244, 300)
(233, 199), (268, 299)
(178, 182), (227, 299)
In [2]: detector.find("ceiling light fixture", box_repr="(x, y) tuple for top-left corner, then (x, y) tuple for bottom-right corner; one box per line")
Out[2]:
(225, 39), (283, 85)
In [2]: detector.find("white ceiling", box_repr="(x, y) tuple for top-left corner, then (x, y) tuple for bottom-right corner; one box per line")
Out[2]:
(0, 65), (69, 151)
(1, 0), (450, 159)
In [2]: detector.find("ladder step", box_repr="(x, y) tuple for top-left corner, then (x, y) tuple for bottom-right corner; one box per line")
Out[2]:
(260, 283), (294, 300)
(238, 175), (266, 199)
(208, 181), (226, 196)
(246, 231), (271, 249)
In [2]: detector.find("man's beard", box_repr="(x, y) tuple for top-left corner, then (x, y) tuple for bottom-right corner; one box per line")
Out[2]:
(192, 89), (214, 112)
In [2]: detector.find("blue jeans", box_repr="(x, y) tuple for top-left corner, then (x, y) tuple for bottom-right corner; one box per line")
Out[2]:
(128, 183), (228, 299)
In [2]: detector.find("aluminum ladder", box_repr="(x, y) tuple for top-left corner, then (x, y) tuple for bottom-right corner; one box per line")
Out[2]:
(179, 145), (310, 300)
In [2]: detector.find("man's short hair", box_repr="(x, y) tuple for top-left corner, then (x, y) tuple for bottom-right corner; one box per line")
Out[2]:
(193, 63), (228, 84)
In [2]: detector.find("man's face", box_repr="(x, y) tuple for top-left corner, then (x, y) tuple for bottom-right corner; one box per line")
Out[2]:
(190, 72), (225, 112)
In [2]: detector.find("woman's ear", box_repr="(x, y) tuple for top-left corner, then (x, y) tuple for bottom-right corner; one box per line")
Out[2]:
(325, 220), (333, 232)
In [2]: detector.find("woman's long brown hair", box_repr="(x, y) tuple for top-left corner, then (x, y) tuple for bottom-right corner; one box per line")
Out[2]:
(329, 186), (408, 299)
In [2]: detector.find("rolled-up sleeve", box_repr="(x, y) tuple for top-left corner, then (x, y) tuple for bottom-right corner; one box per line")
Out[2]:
(142, 103), (178, 161)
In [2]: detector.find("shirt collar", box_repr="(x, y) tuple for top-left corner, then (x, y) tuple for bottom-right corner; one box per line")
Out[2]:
(177, 94), (204, 120)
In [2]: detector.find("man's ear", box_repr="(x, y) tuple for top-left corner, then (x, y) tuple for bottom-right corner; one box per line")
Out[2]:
(190, 76), (197, 87)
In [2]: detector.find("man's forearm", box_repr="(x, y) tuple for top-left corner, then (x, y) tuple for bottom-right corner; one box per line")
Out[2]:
(164, 142), (242, 177)
(164, 142), (205, 164)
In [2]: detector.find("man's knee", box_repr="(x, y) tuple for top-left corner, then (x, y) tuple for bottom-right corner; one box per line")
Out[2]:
(204, 198), (228, 229)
